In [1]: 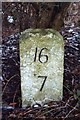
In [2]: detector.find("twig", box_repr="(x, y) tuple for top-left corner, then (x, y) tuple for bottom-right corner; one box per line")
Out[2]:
(3, 74), (20, 94)
(35, 105), (66, 118)
(63, 102), (78, 120)
(13, 83), (20, 104)
(62, 96), (78, 110)
(64, 85), (80, 100)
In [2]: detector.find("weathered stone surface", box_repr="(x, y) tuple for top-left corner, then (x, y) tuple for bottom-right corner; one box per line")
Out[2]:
(19, 29), (64, 107)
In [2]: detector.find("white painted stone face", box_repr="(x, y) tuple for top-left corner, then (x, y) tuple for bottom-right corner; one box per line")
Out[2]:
(19, 29), (64, 107)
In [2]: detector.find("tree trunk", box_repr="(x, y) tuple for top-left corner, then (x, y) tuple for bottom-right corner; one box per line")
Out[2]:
(2, 2), (70, 38)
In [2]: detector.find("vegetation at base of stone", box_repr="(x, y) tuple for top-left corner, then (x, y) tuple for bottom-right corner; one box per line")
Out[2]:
(2, 2), (80, 120)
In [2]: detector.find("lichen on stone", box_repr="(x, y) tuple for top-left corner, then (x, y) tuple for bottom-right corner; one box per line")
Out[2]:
(19, 29), (64, 107)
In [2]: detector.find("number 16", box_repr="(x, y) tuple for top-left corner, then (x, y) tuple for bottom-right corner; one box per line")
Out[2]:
(34, 47), (48, 63)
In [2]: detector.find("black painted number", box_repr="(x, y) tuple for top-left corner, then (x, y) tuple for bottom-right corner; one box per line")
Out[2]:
(34, 47), (48, 63)
(34, 48), (48, 91)
(38, 76), (47, 91)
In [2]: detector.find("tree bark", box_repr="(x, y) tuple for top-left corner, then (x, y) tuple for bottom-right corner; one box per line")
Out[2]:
(2, 2), (71, 38)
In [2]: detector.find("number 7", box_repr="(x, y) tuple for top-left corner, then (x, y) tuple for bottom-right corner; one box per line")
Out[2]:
(38, 76), (47, 91)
